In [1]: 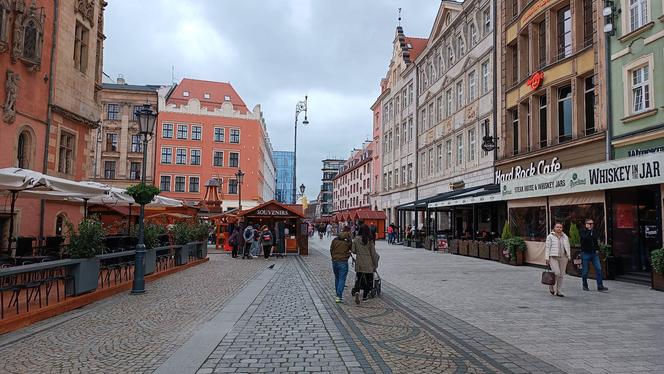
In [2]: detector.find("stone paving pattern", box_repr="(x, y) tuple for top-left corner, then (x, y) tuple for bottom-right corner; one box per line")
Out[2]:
(0, 251), (266, 374)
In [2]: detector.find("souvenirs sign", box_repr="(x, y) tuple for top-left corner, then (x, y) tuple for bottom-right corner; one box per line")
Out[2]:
(501, 153), (664, 200)
(256, 209), (290, 216)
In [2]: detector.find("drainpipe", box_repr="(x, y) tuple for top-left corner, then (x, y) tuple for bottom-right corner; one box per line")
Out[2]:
(492, 0), (499, 165)
(414, 60), (420, 240)
(604, 0), (613, 161)
(40, 0), (59, 242)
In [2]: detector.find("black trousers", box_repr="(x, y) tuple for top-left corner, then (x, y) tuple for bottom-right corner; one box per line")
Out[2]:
(231, 244), (239, 258)
(263, 245), (271, 259)
(243, 242), (252, 258)
(353, 272), (374, 297)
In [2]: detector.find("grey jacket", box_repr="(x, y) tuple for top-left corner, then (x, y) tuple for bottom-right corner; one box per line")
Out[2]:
(351, 238), (379, 273)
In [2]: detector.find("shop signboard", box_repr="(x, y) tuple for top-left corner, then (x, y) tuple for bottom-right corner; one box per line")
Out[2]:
(437, 234), (448, 251)
(256, 209), (290, 216)
(501, 153), (664, 200)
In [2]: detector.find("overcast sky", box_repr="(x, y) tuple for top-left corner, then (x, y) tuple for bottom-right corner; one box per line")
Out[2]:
(104, 0), (440, 200)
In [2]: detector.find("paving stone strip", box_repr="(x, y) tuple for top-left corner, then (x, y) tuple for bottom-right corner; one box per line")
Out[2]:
(301, 243), (567, 374)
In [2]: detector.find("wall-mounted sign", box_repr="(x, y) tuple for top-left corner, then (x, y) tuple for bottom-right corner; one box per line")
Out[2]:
(256, 209), (290, 216)
(628, 146), (664, 157)
(527, 71), (544, 90)
(495, 157), (562, 183)
(501, 153), (664, 200)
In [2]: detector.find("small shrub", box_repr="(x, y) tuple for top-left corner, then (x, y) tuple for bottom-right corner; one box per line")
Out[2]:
(501, 220), (513, 240)
(651, 248), (664, 275)
(569, 223), (580, 247)
(132, 223), (166, 249)
(191, 221), (213, 242)
(67, 218), (106, 258)
(501, 236), (527, 260)
(171, 222), (193, 245)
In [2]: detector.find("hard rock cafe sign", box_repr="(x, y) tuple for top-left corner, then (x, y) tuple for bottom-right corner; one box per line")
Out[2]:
(527, 71), (544, 90)
(495, 156), (562, 183)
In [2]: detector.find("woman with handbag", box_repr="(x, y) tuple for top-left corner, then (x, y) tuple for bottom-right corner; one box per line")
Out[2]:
(545, 222), (571, 297)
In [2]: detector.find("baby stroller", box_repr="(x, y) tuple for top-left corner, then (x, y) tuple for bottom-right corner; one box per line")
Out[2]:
(351, 255), (382, 299)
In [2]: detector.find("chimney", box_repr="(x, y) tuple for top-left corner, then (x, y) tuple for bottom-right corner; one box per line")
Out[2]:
(116, 74), (126, 85)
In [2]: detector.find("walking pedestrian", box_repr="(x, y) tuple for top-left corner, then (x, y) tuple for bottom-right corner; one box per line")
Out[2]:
(250, 227), (261, 257)
(369, 223), (377, 243)
(387, 224), (394, 244)
(580, 219), (608, 291)
(260, 225), (274, 260)
(545, 222), (571, 297)
(242, 224), (255, 259)
(330, 226), (352, 303)
(229, 226), (240, 258)
(326, 223), (332, 237)
(351, 224), (380, 304)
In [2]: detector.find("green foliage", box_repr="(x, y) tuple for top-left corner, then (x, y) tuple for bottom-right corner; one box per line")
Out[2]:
(132, 223), (166, 249)
(500, 220), (513, 240)
(67, 218), (106, 258)
(569, 223), (581, 247)
(501, 236), (527, 260)
(126, 183), (160, 205)
(191, 221), (213, 241)
(651, 248), (664, 275)
(599, 242), (612, 258)
(170, 222), (193, 245)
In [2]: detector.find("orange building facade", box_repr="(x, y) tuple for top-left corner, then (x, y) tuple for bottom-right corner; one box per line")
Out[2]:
(155, 79), (276, 211)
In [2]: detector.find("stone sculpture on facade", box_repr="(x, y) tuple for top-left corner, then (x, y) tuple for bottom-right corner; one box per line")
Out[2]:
(3, 70), (20, 123)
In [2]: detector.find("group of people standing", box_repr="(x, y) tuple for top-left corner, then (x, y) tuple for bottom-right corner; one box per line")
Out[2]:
(329, 224), (380, 304)
(227, 224), (277, 260)
(544, 218), (608, 297)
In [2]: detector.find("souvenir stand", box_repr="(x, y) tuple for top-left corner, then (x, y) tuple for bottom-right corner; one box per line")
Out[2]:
(238, 200), (308, 255)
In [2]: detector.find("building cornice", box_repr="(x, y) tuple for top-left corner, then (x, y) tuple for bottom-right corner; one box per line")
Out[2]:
(51, 105), (100, 128)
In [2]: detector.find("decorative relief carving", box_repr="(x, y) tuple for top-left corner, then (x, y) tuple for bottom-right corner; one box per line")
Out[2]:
(0, 0), (11, 52)
(76, 0), (95, 25)
(465, 103), (477, 121)
(3, 69), (20, 123)
(10, 0), (25, 63)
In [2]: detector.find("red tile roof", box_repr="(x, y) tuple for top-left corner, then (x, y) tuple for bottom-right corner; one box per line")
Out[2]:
(405, 37), (429, 61)
(355, 210), (387, 220)
(167, 78), (249, 113)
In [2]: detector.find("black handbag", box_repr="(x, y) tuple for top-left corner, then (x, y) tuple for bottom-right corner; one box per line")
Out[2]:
(541, 267), (556, 285)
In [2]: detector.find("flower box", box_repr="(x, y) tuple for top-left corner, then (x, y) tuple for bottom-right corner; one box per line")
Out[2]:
(479, 242), (490, 259)
(65, 258), (100, 296)
(459, 240), (469, 256)
(489, 243), (501, 261)
(652, 271), (664, 291)
(468, 241), (479, 257)
(449, 239), (459, 254)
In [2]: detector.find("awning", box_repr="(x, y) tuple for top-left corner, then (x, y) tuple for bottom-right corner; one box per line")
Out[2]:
(429, 185), (503, 208)
(90, 204), (140, 216)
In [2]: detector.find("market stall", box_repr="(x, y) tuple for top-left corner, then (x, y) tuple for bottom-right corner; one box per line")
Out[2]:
(238, 200), (308, 255)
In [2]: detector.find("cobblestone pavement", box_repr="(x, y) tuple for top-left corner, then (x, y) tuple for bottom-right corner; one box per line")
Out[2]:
(0, 250), (266, 374)
(351, 238), (664, 374)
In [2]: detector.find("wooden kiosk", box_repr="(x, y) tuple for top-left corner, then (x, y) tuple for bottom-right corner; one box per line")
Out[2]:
(238, 200), (308, 255)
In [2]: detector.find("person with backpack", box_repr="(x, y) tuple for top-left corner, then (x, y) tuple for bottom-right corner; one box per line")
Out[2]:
(251, 227), (261, 257)
(228, 226), (240, 258)
(351, 224), (380, 304)
(242, 224), (255, 259)
(330, 226), (352, 303)
(259, 225), (274, 260)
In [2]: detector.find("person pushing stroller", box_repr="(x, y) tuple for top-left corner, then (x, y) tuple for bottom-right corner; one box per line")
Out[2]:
(351, 224), (380, 304)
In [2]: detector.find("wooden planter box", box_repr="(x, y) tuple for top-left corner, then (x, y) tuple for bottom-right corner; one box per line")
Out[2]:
(449, 240), (459, 254)
(565, 249), (609, 280)
(502, 250), (524, 265)
(468, 241), (479, 257)
(459, 240), (469, 256)
(479, 242), (490, 259)
(489, 243), (501, 261)
(652, 271), (664, 291)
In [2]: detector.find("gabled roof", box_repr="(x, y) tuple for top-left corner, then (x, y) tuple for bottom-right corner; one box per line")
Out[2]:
(239, 200), (304, 218)
(428, 0), (464, 47)
(404, 37), (428, 61)
(167, 78), (249, 113)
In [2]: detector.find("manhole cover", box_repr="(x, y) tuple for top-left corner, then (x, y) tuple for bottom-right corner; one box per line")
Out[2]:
(517, 306), (529, 309)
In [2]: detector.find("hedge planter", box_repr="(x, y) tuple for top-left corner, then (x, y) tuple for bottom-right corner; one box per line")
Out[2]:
(459, 240), (469, 256)
(652, 271), (664, 291)
(175, 244), (191, 266)
(468, 241), (479, 257)
(145, 248), (157, 275)
(509, 251), (525, 266)
(66, 258), (100, 296)
(489, 243), (501, 261)
(449, 240), (459, 254)
(199, 241), (208, 259)
(479, 242), (490, 259)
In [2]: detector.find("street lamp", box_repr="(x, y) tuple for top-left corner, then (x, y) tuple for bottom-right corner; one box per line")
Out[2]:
(299, 183), (305, 196)
(293, 96), (309, 204)
(131, 104), (156, 295)
(235, 169), (245, 212)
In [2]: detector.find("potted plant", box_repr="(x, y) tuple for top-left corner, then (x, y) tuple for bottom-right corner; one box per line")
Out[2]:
(566, 223), (582, 276)
(489, 241), (501, 261)
(468, 240), (479, 257)
(65, 218), (106, 296)
(133, 223), (166, 275)
(171, 222), (193, 265)
(449, 239), (459, 254)
(479, 241), (490, 259)
(598, 242), (614, 280)
(501, 237), (526, 265)
(459, 240), (469, 256)
(497, 221), (513, 263)
(651, 248), (664, 291)
(125, 183), (161, 205)
(190, 221), (212, 258)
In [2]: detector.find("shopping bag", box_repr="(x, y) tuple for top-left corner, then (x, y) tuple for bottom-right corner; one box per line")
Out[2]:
(541, 268), (556, 285)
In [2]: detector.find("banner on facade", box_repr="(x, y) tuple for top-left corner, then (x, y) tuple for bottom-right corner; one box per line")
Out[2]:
(500, 153), (664, 200)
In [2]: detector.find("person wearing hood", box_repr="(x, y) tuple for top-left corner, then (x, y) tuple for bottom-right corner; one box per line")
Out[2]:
(330, 226), (353, 303)
(545, 222), (572, 297)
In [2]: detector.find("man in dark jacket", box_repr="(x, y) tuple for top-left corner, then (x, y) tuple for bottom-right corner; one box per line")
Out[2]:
(580, 219), (608, 291)
(330, 226), (352, 303)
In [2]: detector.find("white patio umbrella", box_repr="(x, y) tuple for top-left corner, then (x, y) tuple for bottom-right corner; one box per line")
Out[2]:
(149, 195), (183, 207)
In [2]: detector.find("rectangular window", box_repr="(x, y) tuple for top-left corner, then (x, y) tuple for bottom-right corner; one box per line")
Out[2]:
(421, 108), (427, 131)
(408, 84), (414, 104)
(557, 6), (572, 60)
(230, 129), (240, 143)
(428, 149), (434, 175)
(408, 118), (414, 140)
(629, 0), (648, 32)
(214, 128), (225, 142)
(481, 61), (489, 94)
(402, 122), (407, 144)
(538, 20), (547, 68)
(584, 76), (596, 135)
(177, 125), (188, 140)
(213, 151), (224, 166)
(189, 177), (200, 193)
(132, 106), (142, 122)
(160, 176), (171, 192)
(394, 168), (399, 186)
(105, 133), (118, 152)
(468, 71), (477, 102)
(104, 161), (115, 179)
(395, 129), (400, 150)
(388, 171), (392, 188)
(445, 139), (452, 169)
(131, 134), (142, 152)
(175, 176), (186, 192)
(106, 104), (119, 120)
(539, 95), (548, 148)
(383, 173), (388, 190)
(162, 124), (173, 139)
(58, 132), (75, 175)
(228, 179), (238, 194)
(456, 134), (463, 165)
(419, 152), (426, 179)
(161, 147), (172, 164)
(468, 128), (476, 161)
(436, 144), (443, 172)
(229, 152), (239, 167)
(129, 162), (140, 180)
(483, 9), (491, 33)
(407, 163), (413, 183)
(74, 21), (89, 73)
(191, 126), (202, 140)
(402, 166), (406, 184)
(456, 81), (464, 111)
(176, 148), (187, 164)
(509, 206), (547, 241)
(190, 149), (201, 165)
(558, 85), (572, 142)
(446, 89), (453, 116)
(510, 0), (518, 19)
(510, 44), (519, 84)
(436, 96), (443, 122)
(631, 65), (650, 114)
(525, 101), (532, 152)
(428, 102), (434, 128)
(583, 0), (594, 47)
(511, 108), (519, 155)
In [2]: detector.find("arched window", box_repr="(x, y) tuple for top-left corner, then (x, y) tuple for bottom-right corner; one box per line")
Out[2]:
(55, 214), (67, 236)
(23, 19), (38, 60)
(16, 130), (32, 169)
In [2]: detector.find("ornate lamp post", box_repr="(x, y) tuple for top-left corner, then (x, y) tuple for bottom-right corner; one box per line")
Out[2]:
(299, 183), (306, 197)
(293, 96), (309, 204)
(235, 169), (245, 212)
(131, 104), (157, 295)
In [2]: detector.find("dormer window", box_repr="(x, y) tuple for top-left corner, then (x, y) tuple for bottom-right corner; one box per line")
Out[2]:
(183, 91), (190, 97)
(204, 92), (210, 99)
(224, 95), (231, 101)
